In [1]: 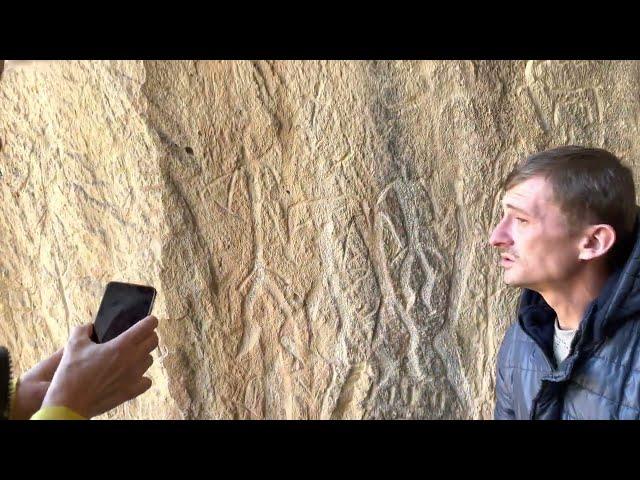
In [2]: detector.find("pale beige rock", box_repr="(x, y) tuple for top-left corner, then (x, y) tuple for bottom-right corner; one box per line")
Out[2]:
(1, 60), (639, 419)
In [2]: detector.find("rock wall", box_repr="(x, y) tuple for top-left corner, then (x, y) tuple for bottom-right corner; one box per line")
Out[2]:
(1, 60), (639, 419)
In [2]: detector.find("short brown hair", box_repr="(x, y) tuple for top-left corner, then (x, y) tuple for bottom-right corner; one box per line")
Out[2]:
(504, 146), (637, 269)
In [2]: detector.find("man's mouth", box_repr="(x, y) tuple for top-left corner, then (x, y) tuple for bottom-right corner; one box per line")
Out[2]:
(500, 254), (516, 267)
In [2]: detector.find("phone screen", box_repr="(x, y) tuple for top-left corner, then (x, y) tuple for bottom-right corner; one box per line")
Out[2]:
(92, 282), (156, 344)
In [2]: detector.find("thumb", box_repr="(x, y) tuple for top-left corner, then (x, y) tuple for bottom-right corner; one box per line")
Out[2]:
(69, 323), (95, 343)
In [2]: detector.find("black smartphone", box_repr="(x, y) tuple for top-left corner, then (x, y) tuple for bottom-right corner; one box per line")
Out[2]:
(91, 281), (157, 344)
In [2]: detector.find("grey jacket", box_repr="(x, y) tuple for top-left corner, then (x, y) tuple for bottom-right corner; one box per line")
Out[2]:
(495, 216), (640, 420)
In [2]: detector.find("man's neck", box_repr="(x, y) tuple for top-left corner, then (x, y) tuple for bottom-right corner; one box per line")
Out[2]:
(537, 266), (610, 331)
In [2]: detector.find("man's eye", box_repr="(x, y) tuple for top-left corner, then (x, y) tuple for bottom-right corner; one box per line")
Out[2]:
(516, 217), (528, 224)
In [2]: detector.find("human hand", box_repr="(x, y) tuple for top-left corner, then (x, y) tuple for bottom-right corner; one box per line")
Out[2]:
(41, 315), (159, 419)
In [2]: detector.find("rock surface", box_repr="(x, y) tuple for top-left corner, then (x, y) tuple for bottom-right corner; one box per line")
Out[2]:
(1, 60), (639, 419)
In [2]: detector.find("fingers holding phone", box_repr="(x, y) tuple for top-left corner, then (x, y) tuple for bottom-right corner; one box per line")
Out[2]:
(112, 314), (159, 348)
(41, 282), (159, 419)
(42, 316), (159, 419)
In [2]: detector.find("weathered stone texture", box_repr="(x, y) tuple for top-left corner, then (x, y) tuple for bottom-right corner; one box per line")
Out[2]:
(1, 60), (639, 419)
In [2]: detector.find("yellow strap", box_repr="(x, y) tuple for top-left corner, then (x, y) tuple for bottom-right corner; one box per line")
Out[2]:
(30, 406), (86, 420)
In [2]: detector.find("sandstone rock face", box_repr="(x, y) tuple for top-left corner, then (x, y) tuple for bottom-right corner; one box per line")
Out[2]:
(1, 60), (639, 419)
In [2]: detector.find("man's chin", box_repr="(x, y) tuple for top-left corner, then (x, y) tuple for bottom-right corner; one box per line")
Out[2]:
(503, 272), (526, 288)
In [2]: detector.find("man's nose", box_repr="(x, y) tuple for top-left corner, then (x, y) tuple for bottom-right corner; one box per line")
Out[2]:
(489, 220), (512, 248)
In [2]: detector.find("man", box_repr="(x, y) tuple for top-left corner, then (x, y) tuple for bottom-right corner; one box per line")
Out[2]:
(490, 145), (640, 419)
(1, 315), (159, 420)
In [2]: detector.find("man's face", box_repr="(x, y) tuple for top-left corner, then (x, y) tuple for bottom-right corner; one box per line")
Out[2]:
(489, 176), (583, 291)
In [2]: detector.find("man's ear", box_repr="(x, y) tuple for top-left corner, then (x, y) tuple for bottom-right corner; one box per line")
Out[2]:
(578, 224), (617, 261)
